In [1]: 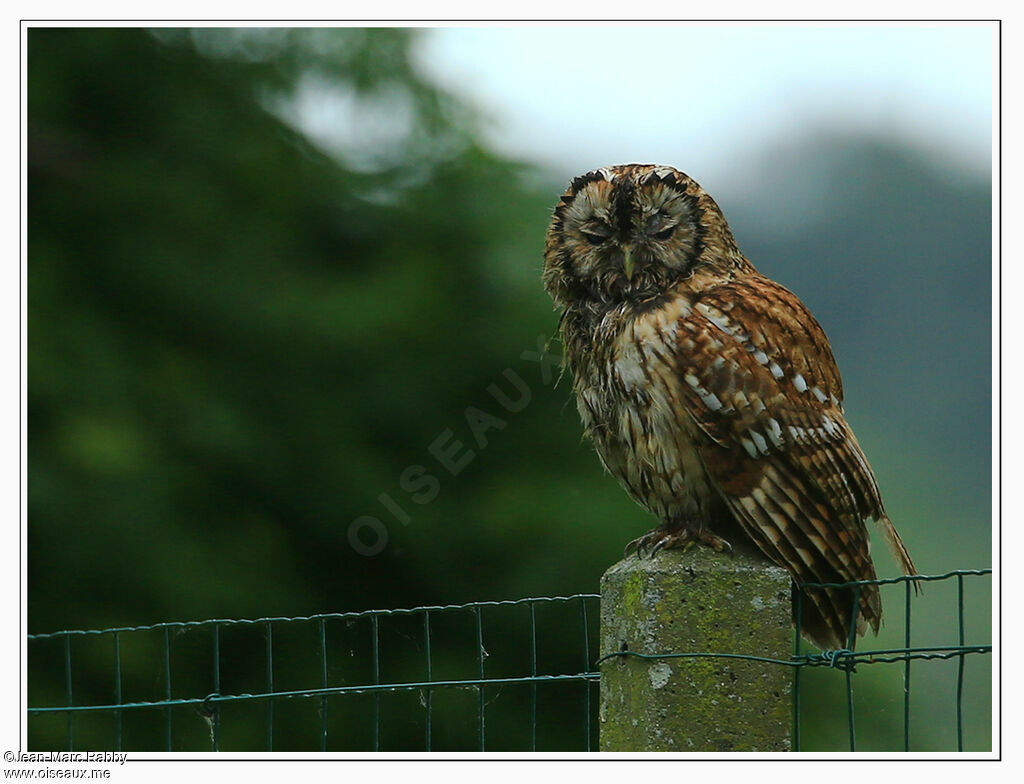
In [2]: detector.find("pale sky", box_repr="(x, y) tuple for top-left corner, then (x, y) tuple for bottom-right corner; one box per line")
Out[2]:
(411, 23), (994, 185)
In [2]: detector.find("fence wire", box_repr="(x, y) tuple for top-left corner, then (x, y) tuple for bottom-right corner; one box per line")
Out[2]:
(28, 595), (601, 752)
(598, 569), (992, 752)
(27, 570), (990, 752)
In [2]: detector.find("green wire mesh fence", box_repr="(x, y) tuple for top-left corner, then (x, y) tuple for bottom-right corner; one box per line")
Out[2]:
(28, 595), (601, 752)
(27, 570), (991, 752)
(794, 570), (992, 752)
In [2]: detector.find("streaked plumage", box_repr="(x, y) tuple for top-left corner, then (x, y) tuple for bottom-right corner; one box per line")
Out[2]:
(543, 163), (916, 650)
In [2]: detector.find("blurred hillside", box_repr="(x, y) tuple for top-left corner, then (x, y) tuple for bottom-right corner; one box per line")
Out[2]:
(27, 28), (991, 751)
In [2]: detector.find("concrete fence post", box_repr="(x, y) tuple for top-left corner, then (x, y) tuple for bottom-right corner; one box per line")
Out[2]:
(598, 545), (794, 751)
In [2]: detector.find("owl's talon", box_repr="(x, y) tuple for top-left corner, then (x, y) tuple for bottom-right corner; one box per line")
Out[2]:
(651, 536), (695, 557)
(697, 531), (732, 553)
(625, 529), (671, 558)
(650, 530), (693, 555)
(627, 527), (731, 558)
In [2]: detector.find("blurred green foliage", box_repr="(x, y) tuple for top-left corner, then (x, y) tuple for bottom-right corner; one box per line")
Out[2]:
(28, 28), (991, 751)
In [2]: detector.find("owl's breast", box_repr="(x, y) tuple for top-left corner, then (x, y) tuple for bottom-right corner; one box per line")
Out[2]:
(569, 297), (716, 524)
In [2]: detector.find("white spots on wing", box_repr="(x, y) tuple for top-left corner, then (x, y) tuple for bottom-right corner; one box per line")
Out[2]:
(750, 398), (766, 415)
(684, 371), (724, 412)
(766, 418), (784, 447)
(769, 363), (784, 380)
(740, 437), (758, 459)
(821, 415), (839, 437)
(752, 350), (769, 366)
(701, 392), (723, 411)
(696, 303), (737, 335)
(787, 372), (837, 409)
(710, 314), (736, 334)
(788, 423), (830, 445)
(749, 430), (769, 455)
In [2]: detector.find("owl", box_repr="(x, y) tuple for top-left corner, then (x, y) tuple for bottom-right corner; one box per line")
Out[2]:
(543, 164), (917, 650)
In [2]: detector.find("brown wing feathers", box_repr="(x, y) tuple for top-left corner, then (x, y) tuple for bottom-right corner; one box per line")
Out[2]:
(679, 275), (899, 649)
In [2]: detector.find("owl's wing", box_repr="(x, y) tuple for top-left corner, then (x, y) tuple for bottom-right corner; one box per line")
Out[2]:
(675, 275), (915, 649)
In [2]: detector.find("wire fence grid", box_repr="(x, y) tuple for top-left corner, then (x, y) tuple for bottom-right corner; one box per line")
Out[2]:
(26, 569), (991, 753)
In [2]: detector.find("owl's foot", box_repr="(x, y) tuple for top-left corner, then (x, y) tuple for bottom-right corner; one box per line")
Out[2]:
(625, 528), (732, 558)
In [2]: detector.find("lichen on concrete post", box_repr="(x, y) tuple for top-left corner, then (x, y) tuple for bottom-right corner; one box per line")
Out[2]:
(599, 545), (794, 751)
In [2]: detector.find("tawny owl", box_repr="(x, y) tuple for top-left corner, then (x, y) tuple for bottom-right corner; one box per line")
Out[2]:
(543, 164), (917, 650)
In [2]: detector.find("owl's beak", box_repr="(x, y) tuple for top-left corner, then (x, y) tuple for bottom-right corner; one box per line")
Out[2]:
(622, 247), (635, 281)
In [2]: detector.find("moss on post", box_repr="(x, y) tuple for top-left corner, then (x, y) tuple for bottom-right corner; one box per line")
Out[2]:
(599, 546), (793, 751)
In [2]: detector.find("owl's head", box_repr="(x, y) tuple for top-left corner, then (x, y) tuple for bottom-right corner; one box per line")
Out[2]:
(543, 164), (745, 309)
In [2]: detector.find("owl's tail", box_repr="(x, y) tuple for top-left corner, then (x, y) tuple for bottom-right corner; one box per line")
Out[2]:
(794, 515), (918, 651)
(794, 581), (880, 652)
(876, 514), (919, 582)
